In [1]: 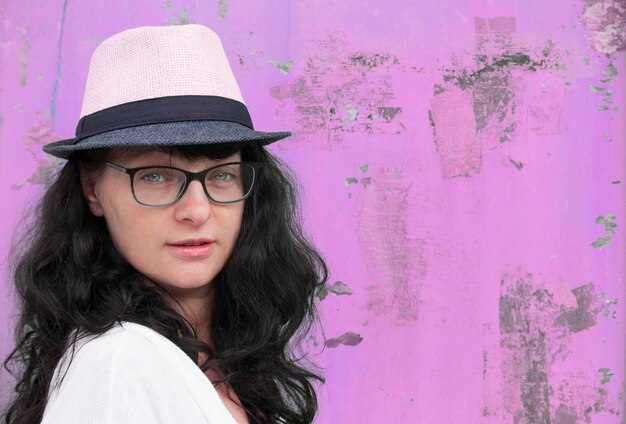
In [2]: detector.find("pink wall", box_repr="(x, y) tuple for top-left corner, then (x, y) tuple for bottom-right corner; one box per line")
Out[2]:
(1, 1), (624, 422)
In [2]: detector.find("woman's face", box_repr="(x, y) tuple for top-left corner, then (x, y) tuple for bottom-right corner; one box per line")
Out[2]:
(80, 148), (244, 299)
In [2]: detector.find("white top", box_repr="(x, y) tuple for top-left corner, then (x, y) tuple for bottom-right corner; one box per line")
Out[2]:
(41, 322), (238, 424)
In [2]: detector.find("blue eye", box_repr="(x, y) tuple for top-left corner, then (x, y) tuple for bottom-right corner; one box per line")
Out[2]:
(213, 172), (233, 181)
(144, 173), (166, 183)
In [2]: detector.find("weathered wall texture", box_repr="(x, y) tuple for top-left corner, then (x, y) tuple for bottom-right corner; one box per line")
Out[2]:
(1, 1), (625, 423)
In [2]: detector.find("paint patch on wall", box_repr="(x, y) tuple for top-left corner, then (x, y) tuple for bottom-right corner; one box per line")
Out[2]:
(493, 265), (619, 422)
(269, 33), (407, 148)
(581, 0), (626, 55)
(353, 165), (426, 323)
(325, 331), (363, 348)
(429, 17), (567, 178)
(429, 87), (481, 178)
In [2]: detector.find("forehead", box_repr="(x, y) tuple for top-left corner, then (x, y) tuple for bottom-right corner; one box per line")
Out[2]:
(106, 147), (241, 165)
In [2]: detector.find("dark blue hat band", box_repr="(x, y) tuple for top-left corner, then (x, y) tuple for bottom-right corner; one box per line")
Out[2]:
(73, 95), (254, 144)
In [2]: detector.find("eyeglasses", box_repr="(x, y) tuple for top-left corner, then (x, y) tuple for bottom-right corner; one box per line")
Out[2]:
(104, 161), (262, 207)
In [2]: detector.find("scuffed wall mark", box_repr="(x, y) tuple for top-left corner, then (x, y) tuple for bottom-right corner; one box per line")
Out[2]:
(529, 86), (563, 135)
(508, 157), (524, 170)
(160, 0), (172, 8)
(325, 332), (363, 348)
(316, 280), (353, 301)
(359, 163), (368, 173)
(481, 323), (501, 418)
(218, 0), (228, 19)
(13, 116), (64, 189)
(50, 0), (69, 126)
(17, 36), (31, 86)
(598, 368), (614, 384)
(429, 87), (482, 178)
(591, 214), (617, 248)
(0, 116), (4, 125)
(167, 6), (193, 25)
(355, 166), (426, 322)
(269, 59), (295, 74)
(581, 0), (626, 55)
(349, 52), (399, 69)
(345, 177), (358, 185)
(611, 180), (620, 184)
(497, 266), (618, 422)
(268, 33), (407, 147)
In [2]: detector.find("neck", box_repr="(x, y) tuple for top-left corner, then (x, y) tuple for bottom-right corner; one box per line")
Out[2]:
(143, 277), (215, 347)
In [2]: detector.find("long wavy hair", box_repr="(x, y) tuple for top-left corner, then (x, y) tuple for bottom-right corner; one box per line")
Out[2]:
(2, 142), (328, 424)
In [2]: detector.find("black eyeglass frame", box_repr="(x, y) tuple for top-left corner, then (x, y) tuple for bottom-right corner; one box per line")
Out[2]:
(104, 161), (263, 207)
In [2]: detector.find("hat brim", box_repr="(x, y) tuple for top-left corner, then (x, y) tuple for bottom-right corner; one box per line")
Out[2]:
(43, 121), (291, 159)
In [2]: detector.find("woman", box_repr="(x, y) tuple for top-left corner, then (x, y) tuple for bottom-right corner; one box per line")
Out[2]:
(2, 24), (327, 424)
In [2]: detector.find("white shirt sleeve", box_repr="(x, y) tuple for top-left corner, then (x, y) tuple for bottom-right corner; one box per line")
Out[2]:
(41, 329), (207, 424)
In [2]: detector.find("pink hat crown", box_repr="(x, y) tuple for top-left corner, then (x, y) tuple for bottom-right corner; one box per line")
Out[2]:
(81, 24), (245, 117)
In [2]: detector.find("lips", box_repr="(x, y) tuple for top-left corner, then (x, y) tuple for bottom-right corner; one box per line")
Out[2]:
(168, 238), (214, 246)
(167, 239), (215, 257)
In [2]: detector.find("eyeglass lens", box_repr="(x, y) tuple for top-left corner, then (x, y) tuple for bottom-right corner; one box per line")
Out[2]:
(132, 163), (255, 206)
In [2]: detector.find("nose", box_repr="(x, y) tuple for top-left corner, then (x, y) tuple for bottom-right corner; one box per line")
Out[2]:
(173, 180), (212, 224)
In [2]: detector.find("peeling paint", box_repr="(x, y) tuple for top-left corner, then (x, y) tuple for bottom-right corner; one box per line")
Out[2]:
(591, 214), (617, 247)
(167, 6), (192, 25)
(359, 177), (372, 188)
(268, 33), (405, 146)
(13, 116), (64, 189)
(345, 177), (358, 186)
(376, 107), (401, 123)
(359, 163), (368, 173)
(581, 0), (626, 55)
(316, 280), (353, 300)
(498, 266), (614, 422)
(591, 236), (612, 248)
(599, 368), (614, 384)
(342, 105), (359, 122)
(601, 293), (619, 318)
(269, 59), (295, 74)
(596, 214), (617, 234)
(218, 0), (228, 19)
(325, 332), (363, 348)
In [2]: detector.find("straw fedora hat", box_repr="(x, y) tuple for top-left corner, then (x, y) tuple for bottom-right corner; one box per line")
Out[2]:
(43, 24), (291, 159)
